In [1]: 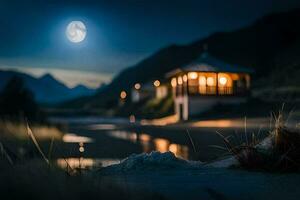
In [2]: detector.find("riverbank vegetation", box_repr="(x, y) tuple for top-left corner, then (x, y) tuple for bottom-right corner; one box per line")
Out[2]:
(116, 95), (174, 119)
(218, 110), (300, 172)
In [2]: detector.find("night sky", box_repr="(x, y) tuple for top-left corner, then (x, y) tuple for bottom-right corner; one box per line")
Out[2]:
(0, 0), (299, 88)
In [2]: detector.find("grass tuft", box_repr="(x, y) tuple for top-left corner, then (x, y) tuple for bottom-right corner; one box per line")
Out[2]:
(216, 105), (300, 172)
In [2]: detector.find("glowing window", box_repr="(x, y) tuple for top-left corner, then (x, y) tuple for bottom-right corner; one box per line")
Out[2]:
(199, 76), (206, 86)
(219, 77), (227, 86)
(188, 72), (198, 79)
(171, 78), (177, 87)
(183, 75), (188, 82)
(207, 77), (215, 86)
(177, 76), (183, 85)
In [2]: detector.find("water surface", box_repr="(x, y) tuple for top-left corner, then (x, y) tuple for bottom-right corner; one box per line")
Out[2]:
(51, 117), (270, 169)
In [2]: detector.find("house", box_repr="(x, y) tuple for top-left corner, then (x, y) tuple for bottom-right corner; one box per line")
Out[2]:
(167, 52), (253, 120)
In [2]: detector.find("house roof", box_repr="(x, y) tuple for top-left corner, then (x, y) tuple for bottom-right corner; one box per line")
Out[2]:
(166, 53), (254, 77)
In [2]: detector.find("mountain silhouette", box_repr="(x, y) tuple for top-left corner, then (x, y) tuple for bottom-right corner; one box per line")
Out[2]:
(0, 70), (97, 104)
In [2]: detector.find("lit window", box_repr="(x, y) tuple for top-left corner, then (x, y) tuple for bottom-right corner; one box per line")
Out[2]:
(177, 76), (183, 85)
(207, 77), (215, 86)
(171, 78), (177, 87)
(188, 72), (198, 79)
(219, 77), (227, 86)
(183, 75), (188, 82)
(199, 76), (206, 86)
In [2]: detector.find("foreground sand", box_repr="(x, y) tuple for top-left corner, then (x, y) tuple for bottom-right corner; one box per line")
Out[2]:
(99, 152), (300, 200)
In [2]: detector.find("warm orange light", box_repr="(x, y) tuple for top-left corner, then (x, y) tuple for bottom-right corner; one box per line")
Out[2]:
(134, 83), (141, 90)
(139, 133), (151, 142)
(183, 75), (188, 82)
(207, 77), (215, 86)
(154, 138), (169, 152)
(188, 72), (198, 79)
(219, 77), (227, 86)
(169, 144), (178, 155)
(177, 76), (183, 85)
(153, 80), (160, 87)
(231, 73), (239, 80)
(120, 91), (127, 99)
(199, 76), (206, 86)
(171, 78), (177, 87)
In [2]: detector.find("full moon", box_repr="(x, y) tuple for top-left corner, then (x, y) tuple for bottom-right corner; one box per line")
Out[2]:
(66, 21), (87, 43)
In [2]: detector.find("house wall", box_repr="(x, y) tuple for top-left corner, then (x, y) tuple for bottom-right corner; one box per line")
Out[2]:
(174, 96), (189, 120)
(156, 85), (168, 99)
(188, 96), (247, 117)
(188, 96), (218, 116)
(174, 95), (247, 120)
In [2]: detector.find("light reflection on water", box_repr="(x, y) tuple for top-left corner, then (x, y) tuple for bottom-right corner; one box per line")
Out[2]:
(62, 133), (94, 143)
(107, 130), (137, 142)
(107, 131), (189, 160)
(190, 118), (271, 128)
(56, 158), (120, 169)
(56, 117), (273, 169)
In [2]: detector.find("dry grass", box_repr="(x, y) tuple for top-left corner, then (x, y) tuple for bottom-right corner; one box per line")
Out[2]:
(218, 108), (300, 172)
(0, 120), (63, 141)
(0, 121), (167, 200)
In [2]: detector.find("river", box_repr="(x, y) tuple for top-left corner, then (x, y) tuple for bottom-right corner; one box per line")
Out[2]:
(50, 116), (271, 169)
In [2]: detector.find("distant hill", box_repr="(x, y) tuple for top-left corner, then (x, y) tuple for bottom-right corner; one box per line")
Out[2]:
(66, 8), (300, 109)
(0, 70), (97, 104)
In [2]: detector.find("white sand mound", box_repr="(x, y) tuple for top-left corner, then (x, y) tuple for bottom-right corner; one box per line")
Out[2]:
(101, 151), (202, 173)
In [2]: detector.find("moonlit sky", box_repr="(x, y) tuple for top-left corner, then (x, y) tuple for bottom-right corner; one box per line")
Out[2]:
(0, 0), (299, 88)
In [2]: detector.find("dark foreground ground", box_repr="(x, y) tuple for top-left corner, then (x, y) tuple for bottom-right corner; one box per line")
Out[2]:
(100, 168), (300, 200)
(1, 116), (299, 200)
(1, 156), (300, 200)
